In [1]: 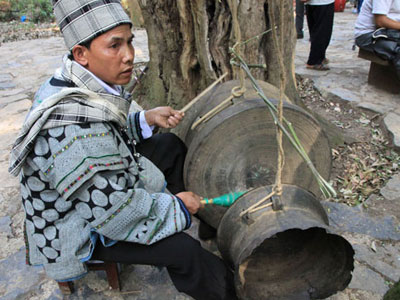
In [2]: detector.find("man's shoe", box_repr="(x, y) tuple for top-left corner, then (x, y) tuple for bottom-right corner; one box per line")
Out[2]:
(306, 63), (330, 71)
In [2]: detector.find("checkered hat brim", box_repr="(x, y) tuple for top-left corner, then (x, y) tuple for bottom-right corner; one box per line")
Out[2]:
(53, 0), (132, 50)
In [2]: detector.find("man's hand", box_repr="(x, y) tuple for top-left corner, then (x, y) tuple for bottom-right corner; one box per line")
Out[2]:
(145, 107), (184, 129)
(176, 191), (204, 214)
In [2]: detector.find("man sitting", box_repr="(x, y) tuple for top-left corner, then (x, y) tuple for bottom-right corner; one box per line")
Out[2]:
(8, 0), (237, 299)
(355, 0), (400, 78)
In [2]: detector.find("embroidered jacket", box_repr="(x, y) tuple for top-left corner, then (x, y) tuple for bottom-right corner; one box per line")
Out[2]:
(10, 55), (191, 282)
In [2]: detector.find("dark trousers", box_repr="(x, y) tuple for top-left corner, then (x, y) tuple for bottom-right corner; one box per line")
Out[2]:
(92, 133), (237, 300)
(296, 0), (305, 35)
(135, 132), (187, 194)
(92, 232), (236, 300)
(306, 3), (334, 65)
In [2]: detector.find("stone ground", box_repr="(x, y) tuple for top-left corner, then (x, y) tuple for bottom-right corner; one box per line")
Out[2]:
(1, 4), (400, 300)
(295, 5), (400, 149)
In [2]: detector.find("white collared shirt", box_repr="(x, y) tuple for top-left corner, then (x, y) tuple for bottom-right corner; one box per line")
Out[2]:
(81, 65), (154, 139)
(355, 0), (400, 37)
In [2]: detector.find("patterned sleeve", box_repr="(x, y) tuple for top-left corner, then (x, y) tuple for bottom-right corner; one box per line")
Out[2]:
(126, 111), (144, 142)
(32, 122), (191, 245)
(71, 170), (191, 245)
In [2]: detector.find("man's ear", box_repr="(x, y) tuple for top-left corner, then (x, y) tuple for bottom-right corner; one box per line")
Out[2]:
(71, 45), (89, 67)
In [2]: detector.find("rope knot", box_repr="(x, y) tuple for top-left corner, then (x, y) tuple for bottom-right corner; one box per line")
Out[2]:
(231, 85), (246, 98)
(273, 185), (283, 196)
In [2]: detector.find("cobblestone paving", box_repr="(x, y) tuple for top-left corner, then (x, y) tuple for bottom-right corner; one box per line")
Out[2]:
(295, 5), (400, 149)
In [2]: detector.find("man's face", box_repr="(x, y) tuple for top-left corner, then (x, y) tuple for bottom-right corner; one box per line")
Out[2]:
(83, 24), (135, 85)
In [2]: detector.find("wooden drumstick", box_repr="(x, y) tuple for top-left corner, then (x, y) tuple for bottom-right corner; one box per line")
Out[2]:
(180, 72), (228, 113)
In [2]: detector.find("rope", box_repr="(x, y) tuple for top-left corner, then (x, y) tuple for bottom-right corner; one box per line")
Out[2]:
(239, 0), (288, 216)
(191, 94), (234, 130)
(228, 0), (246, 98)
(194, 1), (289, 216)
(180, 72), (228, 113)
(239, 190), (275, 217)
(269, 0), (286, 199)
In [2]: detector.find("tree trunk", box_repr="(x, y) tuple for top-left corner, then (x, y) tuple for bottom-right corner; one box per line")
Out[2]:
(136, 0), (297, 109)
(125, 0), (144, 27)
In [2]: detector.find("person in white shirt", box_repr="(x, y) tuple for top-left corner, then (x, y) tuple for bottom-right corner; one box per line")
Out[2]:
(354, 0), (400, 78)
(302, 0), (335, 71)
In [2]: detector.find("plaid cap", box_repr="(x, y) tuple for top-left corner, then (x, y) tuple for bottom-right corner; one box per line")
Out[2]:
(52, 0), (132, 50)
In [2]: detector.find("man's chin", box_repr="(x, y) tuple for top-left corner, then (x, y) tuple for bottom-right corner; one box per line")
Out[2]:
(118, 75), (132, 86)
(121, 80), (131, 86)
(111, 78), (131, 86)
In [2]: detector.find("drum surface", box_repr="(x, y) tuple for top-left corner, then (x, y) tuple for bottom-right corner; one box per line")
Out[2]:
(181, 80), (331, 228)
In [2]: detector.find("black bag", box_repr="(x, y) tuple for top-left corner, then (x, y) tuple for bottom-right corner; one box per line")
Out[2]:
(372, 28), (400, 61)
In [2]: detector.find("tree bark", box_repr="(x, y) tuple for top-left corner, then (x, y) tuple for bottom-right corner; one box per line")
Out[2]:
(125, 0), (144, 27)
(136, 0), (297, 109)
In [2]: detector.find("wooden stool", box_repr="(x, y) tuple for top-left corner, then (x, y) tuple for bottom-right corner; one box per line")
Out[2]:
(57, 262), (120, 295)
(358, 48), (400, 94)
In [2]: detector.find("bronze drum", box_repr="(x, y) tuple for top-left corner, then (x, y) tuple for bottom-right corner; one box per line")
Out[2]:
(175, 79), (331, 229)
(175, 80), (354, 299)
(217, 185), (354, 299)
